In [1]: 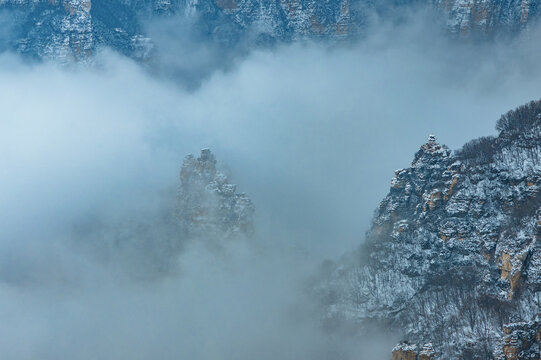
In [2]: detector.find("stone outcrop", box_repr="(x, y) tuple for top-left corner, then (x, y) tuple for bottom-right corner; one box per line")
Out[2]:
(418, 343), (436, 360)
(392, 343), (436, 360)
(392, 343), (418, 360)
(495, 316), (541, 360)
(176, 149), (254, 240)
(316, 100), (541, 359)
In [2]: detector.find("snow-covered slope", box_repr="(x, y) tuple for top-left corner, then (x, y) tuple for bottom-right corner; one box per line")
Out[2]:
(316, 100), (541, 359)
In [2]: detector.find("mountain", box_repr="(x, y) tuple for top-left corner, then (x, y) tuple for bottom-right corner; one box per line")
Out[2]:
(176, 149), (255, 240)
(69, 148), (253, 279)
(1, 0), (540, 62)
(316, 100), (541, 359)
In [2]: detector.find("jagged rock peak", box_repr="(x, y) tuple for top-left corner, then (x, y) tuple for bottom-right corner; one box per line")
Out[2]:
(412, 134), (451, 167)
(180, 148), (217, 185)
(176, 149), (254, 239)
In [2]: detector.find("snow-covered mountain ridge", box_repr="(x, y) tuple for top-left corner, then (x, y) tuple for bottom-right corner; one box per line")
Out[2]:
(316, 100), (541, 359)
(1, 0), (540, 62)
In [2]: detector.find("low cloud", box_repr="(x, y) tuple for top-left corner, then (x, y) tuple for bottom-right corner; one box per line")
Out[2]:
(2, 10), (541, 359)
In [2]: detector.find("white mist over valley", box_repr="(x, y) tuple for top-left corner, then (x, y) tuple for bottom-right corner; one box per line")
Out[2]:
(1, 8), (541, 359)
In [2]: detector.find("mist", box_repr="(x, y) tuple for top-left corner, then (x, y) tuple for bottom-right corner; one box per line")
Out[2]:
(2, 10), (541, 359)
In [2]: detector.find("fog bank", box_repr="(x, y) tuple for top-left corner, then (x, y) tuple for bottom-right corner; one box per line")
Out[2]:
(2, 13), (541, 359)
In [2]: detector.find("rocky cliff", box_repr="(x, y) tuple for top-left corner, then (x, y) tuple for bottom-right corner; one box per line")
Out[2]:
(317, 100), (541, 359)
(433, 0), (541, 36)
(179, 0), (541, 41)
(1, 0), (540, 62)
(176, 149), (254, 240)
(0, 0), (94, 62)
(0, 0), (361, 61)
(0, 0), (151, 62)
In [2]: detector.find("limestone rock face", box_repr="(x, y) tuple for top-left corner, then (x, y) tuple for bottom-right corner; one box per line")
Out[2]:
(1, 0), (94, 62)
(495, 316), (541, 360)
(317, 101), (541, 359)
(176, 149), (254, 240)
(180, 0), (360, 41)
(392, 343), (418, 360)
(0, 0), (152, 62)
(0, 0), (359, 61)
(433, 0), (541, 36)
(392, 343), (436, 360)
(418, 343), (436, 360)
(2, 0), (541, 62)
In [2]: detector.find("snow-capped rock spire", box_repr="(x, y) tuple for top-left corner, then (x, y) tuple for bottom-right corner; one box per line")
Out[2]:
(412, 134), (451, 167)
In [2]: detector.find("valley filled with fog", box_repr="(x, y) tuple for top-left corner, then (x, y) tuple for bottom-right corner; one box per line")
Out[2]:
(2, 10), (541, 359)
